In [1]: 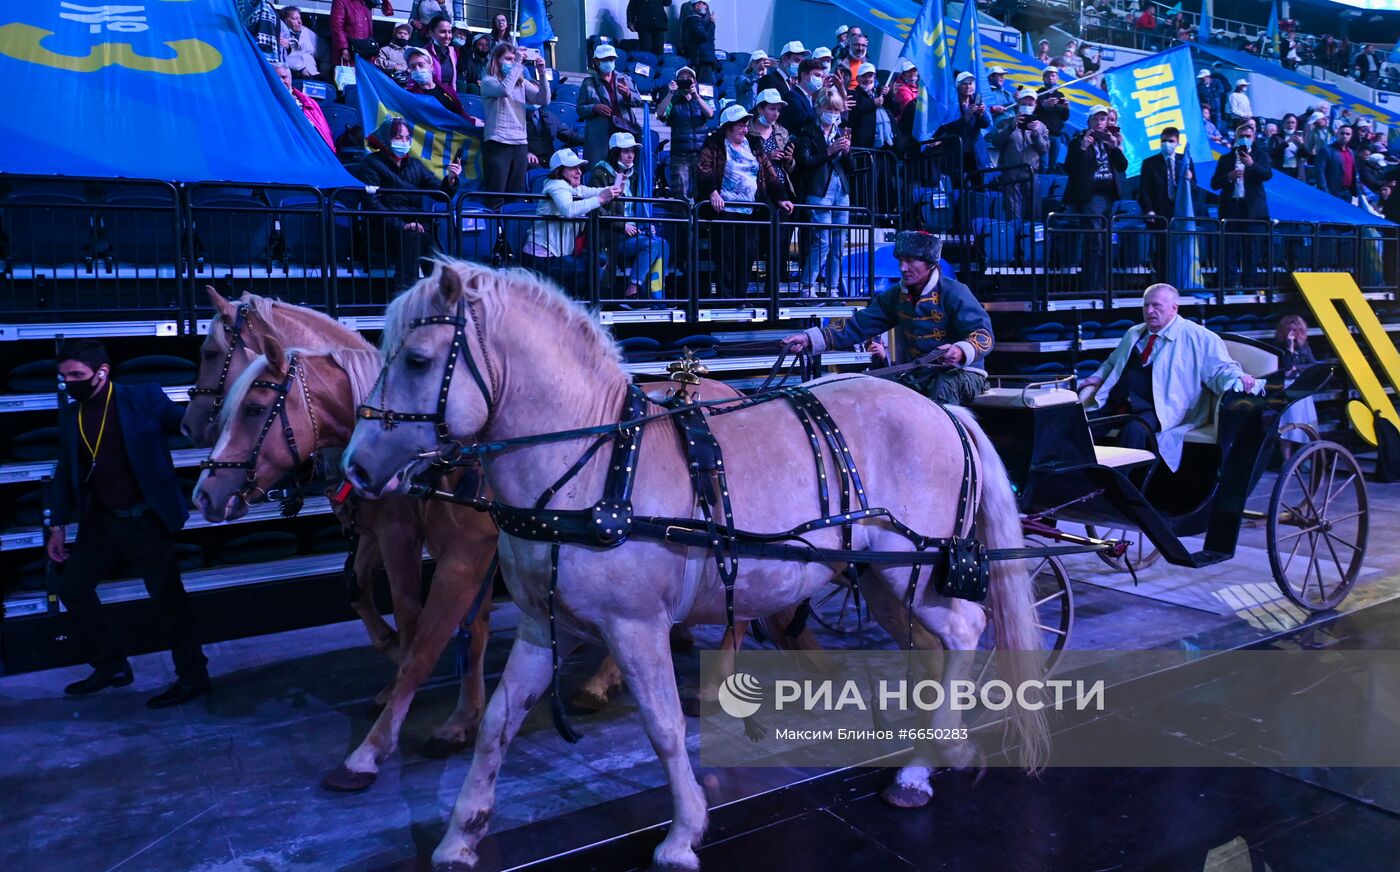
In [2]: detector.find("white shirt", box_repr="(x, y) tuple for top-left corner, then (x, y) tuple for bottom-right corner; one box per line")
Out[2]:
(1085, 315), (1251, 471)
(1226, 90), (1253, 119)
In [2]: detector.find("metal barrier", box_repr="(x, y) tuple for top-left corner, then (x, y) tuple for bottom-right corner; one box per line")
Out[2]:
(902, 139), (965, 235)
(774, 202), (877, 304)
(8, 174), (1400, 322)
(1219, 219), (1272, 294)
(848, 148), (901, 224)
(1042, 211), (1110, 303)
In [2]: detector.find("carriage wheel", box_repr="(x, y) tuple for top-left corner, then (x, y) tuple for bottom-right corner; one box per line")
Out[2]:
(809, 581), (865, 635)
(1268, 440), (1369, 611)
(1084, 523), (1162, 572)
(977, 547), (1075, 675)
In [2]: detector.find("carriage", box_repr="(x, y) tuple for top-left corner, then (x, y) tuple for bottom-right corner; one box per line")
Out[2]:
(956, 333), (1370, 657)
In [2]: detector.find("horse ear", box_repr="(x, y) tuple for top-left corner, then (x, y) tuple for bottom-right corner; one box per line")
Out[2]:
(438, 263), (465, 304)
(262, 333), (287, 373)
(206, 285), (236, 321)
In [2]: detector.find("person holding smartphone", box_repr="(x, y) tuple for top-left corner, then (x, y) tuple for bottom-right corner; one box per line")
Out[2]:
(658, 66), (714, 199)
(1065, 105), (1127, 292)
(794, 88), (855, 297)
(932, 71), (990, 173)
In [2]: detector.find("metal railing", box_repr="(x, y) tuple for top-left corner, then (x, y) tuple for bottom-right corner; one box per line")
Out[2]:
(3, 174), (1397, 321)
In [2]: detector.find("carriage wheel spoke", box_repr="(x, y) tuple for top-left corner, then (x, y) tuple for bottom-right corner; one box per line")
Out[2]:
(1322, 530), (1363, 554)
(1302, 533), (1322, 600)
(1318, 510), (1366, 527)
(1283, 524), (1308, 574)
(1275, 523), (1325, 543)
(1323, 473), (1358, 514)
(1322, 532), (1349, 594)
(1034, 590), (1068, 609)
(1294, 468), (1327, 522)
(1036, 623), (1067, 638)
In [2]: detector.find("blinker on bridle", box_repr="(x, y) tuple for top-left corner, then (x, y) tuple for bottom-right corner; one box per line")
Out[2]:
(356, 297), (496, 447)
(189, 303), (255, 420)
(200, 352), (312, 503)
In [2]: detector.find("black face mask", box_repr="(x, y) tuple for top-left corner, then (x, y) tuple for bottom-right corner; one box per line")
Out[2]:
(65, 369), (104, 402)
(392, 37), (408, 47)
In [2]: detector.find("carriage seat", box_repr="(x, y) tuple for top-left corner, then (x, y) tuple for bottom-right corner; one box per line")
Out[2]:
(972, 387), (1154, 469)
(1180, 336), (1279, 445)
(1092, 445), (1158, 468)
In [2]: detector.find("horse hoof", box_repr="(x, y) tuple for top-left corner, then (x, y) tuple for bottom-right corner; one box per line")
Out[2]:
(880, 782), (932, 808)
(420, 735), (471, 759)
(322, 765), (378, 792)
(569, 688), (611, 713)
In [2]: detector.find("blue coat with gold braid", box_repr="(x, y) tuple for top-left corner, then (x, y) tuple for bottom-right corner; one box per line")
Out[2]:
(803, 271), (995, 376)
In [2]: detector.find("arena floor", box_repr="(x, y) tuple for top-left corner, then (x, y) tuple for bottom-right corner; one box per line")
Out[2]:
(6, 472), (1400, 872)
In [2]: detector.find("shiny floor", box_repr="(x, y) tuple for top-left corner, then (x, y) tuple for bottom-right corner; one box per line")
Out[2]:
(4, 476), (1400, 871)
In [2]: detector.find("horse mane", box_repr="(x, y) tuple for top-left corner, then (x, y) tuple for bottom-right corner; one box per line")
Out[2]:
(381, 259), (624, 380)
(219, 355), (273, 431)
(240, 294), (375, 352)
(327, 348), (385, 408)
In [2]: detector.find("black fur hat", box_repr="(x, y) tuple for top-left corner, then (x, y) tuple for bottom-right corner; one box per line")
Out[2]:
(893, 230), (942, 265)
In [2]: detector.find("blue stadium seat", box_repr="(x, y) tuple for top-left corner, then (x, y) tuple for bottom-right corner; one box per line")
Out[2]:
(460, 94), (485, 120)
(980, 220), (1018, 269)
(322, 104), (361, 143)
(552, 102), (578, 128)
(553, 82), (581, 106)
(274, 194), (343, 268)
(500, 201), (538, 261)
(100, 193), (180, 265)
(190, 195), (272, 268)
(628, 51), (659, 71)
(2, 190), (94, 267)
(527, 168), (551, 194)
(729, 51), (752, 68)
(1021, 221), (1046, 267)
(452, 203), (499, 265)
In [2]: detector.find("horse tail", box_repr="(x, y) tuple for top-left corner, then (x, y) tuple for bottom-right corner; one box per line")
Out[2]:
(947, 405), (1050, 773)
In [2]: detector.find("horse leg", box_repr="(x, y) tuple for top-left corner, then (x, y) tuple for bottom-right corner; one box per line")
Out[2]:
(324, 549), (492, 790)
(692, 620), (749, 711)
(348, 533), (399, 662)
(423, 557), (494, 758)
(433, 623), (576, 871)
(371, 522), (426, 708)
(572, 654), (624, 712)
(602, 618), (708, 872)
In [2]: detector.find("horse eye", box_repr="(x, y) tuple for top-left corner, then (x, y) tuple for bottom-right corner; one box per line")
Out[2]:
(405, 355), (431, 371)
(203, 349), (221, 362)
(244, 404), (265, 417)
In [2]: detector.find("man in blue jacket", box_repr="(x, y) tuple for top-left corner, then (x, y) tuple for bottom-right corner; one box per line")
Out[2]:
(781, 230), (994, 405)
(46, 340), (209, 707)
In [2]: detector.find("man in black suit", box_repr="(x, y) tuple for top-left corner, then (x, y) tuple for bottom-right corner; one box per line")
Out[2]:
(1065, 104), (1127, 292)
(757, 39), (810, 110)
(47, 340), (210, 707)
(1139, 126), (1194, 278)
(776, 58), (824, 133)
(1211, 117), (1272, 288)
(626, 0), (671, 57)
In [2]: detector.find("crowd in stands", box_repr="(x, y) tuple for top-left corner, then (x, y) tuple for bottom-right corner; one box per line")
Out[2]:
(231, 0), (1400, 299)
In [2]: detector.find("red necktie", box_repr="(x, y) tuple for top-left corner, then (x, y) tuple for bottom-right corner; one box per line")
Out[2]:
(1141, 333), (1157, 363)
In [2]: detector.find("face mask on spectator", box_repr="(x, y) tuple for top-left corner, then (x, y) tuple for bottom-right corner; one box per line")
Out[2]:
(392, 34), (409, 46)
(753, 112), (772, 126)
(786, 61), (800, 77)
(1018, 103), (1035, 115)
(821, 111), (842, 126)
(452, 37), (466, 47)
(500, 62), (514, 78)
(411, 68), (432, 85)
(65, 370), (103, 402)
(805, 75), (823, 93)
(1237, 134), (1254, 149)
(1161, 141), (1177, 155)
(390, 140), (412, 157)
(599, 60), (615, 75)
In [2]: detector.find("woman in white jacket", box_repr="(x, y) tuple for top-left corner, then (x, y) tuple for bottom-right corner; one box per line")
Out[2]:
(521, 149), (622, 298)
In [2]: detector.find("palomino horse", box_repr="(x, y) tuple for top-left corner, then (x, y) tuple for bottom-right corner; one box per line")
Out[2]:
(343, 260), (1048, 871)
(187, 291), (496, 786)
(183, 288), (405, 662)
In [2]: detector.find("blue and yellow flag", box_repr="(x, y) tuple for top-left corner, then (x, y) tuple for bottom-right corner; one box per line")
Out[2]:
(517, 0), (555, 49)
(900, 0), (956, 141)
(353, 60), (483, 188)
(1101, 46), (1210, 178)
(0, 0), (355, 184)
(1266, 2), (1280, 58)
(950, 0), (983, 84)
(1197, 4), (1212, 45)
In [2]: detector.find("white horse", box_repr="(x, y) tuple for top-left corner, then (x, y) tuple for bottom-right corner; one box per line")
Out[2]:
(343, 260), (1047, 871)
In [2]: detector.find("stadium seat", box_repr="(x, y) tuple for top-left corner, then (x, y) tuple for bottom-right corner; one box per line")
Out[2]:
(729, 51), (752, 68)
(527, 168), (551, 194)
(460, 94), (486, 120)
(219, 531), (299, 565)
(272, 194), (338, 268)
(628, 51), (659, 71)
(9, 426), (60, 461)
(115, 354), (196, 386)
(2, 191), (94, 267)
(500, 201), (538, 261)
(100, 193), (181, 266)
(552, 82), (581, 106)
(452, 203), (499, 265)
(189, 194), (273, 268)
(322, 104), (361, 144)
(6, 359), (56, 393)
(552, 102), (578, 128)
(981, 221), (1018, 269)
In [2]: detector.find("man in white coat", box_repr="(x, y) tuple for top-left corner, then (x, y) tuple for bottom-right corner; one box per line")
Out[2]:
(1079, 284), (1258, 471)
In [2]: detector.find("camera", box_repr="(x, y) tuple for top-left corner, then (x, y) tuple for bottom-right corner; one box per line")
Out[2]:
(677, 79), (692, 91)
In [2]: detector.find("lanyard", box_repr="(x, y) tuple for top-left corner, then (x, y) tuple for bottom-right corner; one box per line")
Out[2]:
(78, 381), (113, 463)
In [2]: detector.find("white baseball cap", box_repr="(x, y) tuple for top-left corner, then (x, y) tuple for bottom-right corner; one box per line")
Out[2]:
(898, 58), (916, 73)
(836, 24), (849, 36)
(751, 49), (769, 62)
(1089, 104), (1112, 117)
(857, 62), (877, 77)
(988, 66), (1007, 75)
(719, 103), (752, 125)
(609, 132), (639, 150)
(780, 40), (809, 57)
(1197, 69), (1210, 78)
(1042, 66), (1059, 76)
(755, 87), (786, 107)
(1308, 111), (1327, 124)
(594, 44), (618, 60)
(955, 71), (974, 83)
(549, 149), (586, 170)
(676, 65), (697, 78)
(1017, 87), (1038, 101)
(813, 46), (833, 60)
(1235, 78), (1248, 87)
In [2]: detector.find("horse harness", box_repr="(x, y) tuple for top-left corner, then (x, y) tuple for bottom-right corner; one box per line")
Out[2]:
(190, 303), (255, 419)
(200, 352), (323, 505)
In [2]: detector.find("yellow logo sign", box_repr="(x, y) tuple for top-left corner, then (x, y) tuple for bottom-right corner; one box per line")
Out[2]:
(1296, 272), (1400, 446)
(0, 22), (221, 75)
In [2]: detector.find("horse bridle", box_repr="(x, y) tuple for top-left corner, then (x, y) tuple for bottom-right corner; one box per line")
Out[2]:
(200, 352), (319, 502)
(190, 303), (255, 419)
(356, 298), (497, 447)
